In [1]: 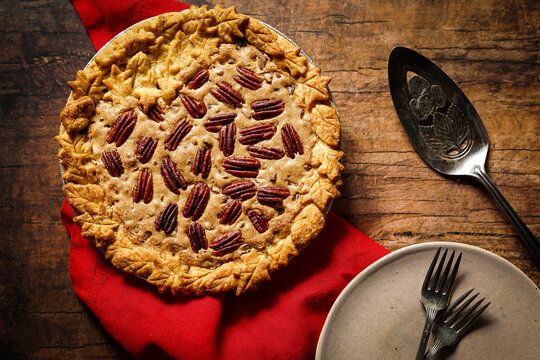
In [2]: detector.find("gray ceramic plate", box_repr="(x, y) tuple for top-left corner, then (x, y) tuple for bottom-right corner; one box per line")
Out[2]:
(316, 242), (540, 360)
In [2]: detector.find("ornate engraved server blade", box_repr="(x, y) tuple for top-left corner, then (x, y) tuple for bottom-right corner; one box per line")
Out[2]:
(388, 46), (539, 265)
(388, 46), (488, 176)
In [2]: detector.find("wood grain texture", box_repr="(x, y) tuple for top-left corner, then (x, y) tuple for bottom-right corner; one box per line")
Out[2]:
(0, 0), (537, 358)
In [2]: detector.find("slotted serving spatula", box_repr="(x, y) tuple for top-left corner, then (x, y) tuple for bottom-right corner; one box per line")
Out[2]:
(388, 46), (539, 265)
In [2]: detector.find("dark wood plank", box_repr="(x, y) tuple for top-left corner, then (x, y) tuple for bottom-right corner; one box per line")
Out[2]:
(0, 0), (537, 358)
(0, 0), (123, 359)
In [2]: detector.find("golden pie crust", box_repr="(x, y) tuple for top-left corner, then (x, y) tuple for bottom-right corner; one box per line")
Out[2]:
(57, 5), (344, 295)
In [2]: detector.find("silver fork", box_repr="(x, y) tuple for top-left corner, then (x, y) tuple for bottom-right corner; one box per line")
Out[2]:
(425, 289), (490, 359)
(415, 248), (462, 360)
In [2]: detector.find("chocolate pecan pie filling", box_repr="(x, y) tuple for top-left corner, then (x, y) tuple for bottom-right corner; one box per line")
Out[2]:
(58, 6), (344, 295)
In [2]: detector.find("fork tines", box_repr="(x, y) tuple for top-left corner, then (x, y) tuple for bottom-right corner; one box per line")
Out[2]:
(416, 248), (464, 360)
(444, 288), (491, 335)
(425, 288), (491, 359)
(423, 247), (462, 296)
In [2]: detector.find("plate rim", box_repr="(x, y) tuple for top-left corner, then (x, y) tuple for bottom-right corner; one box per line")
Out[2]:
(315, 241), (539, 359)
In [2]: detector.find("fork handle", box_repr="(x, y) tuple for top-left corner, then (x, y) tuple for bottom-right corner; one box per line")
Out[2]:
(424, 338), (443, 359)
(472, 166), (540, 266)
(416, 308), (437, 360)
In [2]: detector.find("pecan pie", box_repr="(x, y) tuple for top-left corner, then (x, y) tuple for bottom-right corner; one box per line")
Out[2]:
(56, 5), (344, 295)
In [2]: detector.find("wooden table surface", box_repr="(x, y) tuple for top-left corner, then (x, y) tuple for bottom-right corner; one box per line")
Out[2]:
(1, 0), (538, 358)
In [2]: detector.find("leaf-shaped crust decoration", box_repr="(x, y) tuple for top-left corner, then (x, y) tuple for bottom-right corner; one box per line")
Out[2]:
(273, 36), (308, 76)
(133, 87), (162, 110)
(80, 222), (116, 242)
(60, 96), (94, 134)
(293, 66), (331, 110)
(128, 53), (162, 105)
(98, 227), (139, 257)
(56, 131), (92, 158)
(180, 5), (213, 35)
(148, 264), (179, 292)
(291, 204), (325, 249)
(148, 36), (165, 54)
(120, 29), (157, 57)
(63, 183), (106, 215)
(144, 13), (183, 41)
(164, 30), (195, 71)
(75, 213), (118, 242)
(267, 236), (298, 272)
(190, 262), (237, 293)
(311, 141), (344, 181)
(157, 77), (183, 105)
(244, 19), (280, 56)
(103, 65), (133, 102)
(209, 4), (248, 43)
(237, 252), (271, 294)
(298, 170), (341, 211)
(126, 52), (150, 87)
(147, 262), (190, 294)
(93, 29), (156, 69)
(68, 70), (106, 103)
(187, 32), (221, 66)
(312, 103), (341, 148)
(111, 247), (155, 277)
(56, 131), (97, 184)
(61, 163), (97, 184)
(94, 45), (126, 69)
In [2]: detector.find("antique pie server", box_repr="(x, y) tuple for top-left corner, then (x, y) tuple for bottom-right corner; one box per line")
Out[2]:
(388, 46), (540, 266)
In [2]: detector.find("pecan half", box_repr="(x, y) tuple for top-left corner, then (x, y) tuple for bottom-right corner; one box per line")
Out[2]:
(222, 181), (256, 201)
(238, 124), (276, 145)
(138, 104), (164, 122)
(187, 222), (208, 252)
(107, 111), (137, 146)
(257, 186), (290, 207)
(161, 156), (187, 194)
(191, 147), (211, 179)
(133, 168), (153, 204)
(234, 67), (263, 90)
(248, 209), (269, 233)
(136, 136), (158, 163)
(247, 146), (285, 160)
(180, 94), (207, 119)
(281, 124), (304, 158)
(102, 150), (124, 177)
(210, 81), (245, 108)
(164, 119), (192, 151)
(219, 200), (242, 225)
(210, 230), (243, 257)
(219, 123), (236, 157)
(252, 99), (284, 120)
(188, 70), (209, 90)
(223, 156), (260, 177)
(183, 183), (210, 221)
(154, 203), (178, 233)
(204, 112), (236, 132)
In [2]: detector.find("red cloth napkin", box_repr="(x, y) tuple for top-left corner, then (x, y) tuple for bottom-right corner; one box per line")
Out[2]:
(71, 0), (190, 50)
(65, 1), (390, 359)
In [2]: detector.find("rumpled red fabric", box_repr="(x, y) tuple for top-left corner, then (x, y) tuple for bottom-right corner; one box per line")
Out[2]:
(64, 1), (390, 359)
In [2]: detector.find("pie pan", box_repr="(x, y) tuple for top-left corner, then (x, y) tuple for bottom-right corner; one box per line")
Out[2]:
(57, 6), (343, 295)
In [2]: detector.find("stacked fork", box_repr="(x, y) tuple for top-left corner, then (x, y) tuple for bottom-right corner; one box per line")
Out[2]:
(416, 248), (490, 359)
